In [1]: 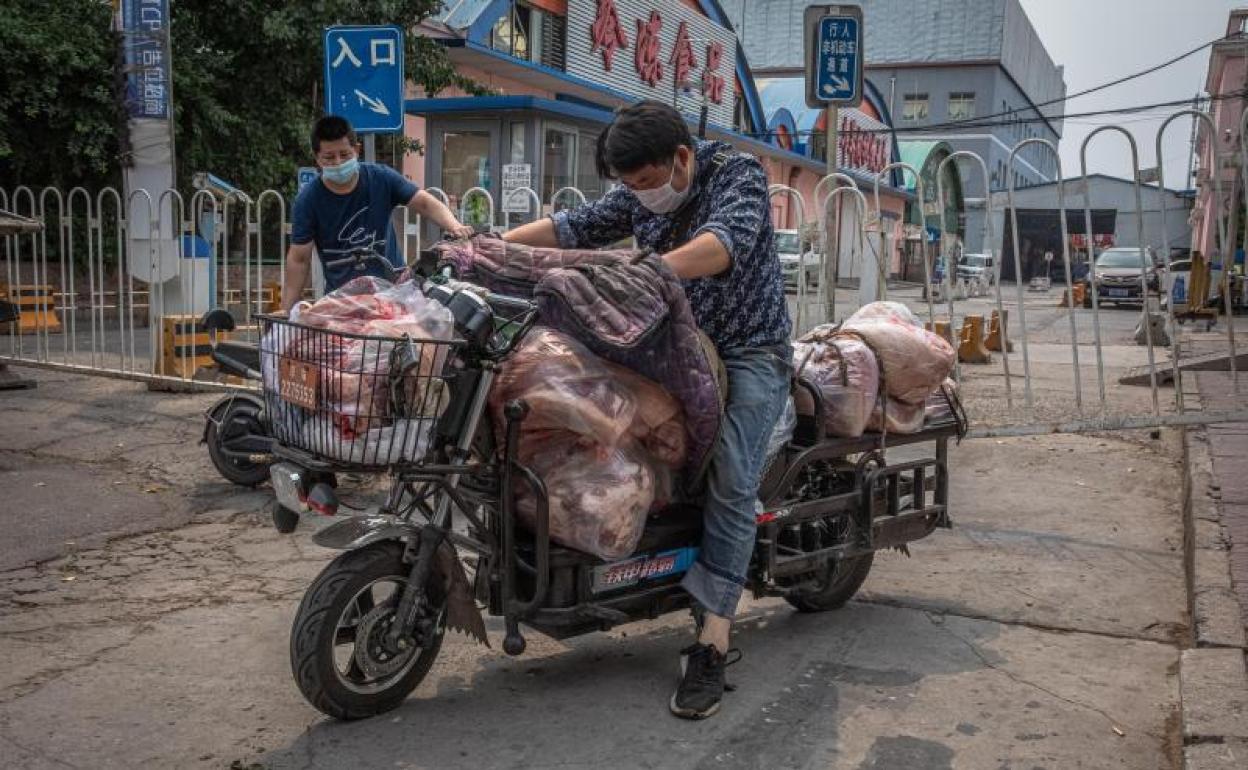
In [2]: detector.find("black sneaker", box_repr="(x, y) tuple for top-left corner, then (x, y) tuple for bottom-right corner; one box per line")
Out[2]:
(670, 643), (742, 720)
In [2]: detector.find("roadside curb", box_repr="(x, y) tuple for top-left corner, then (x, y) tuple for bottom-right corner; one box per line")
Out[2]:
(1181, 424), (1248, 769)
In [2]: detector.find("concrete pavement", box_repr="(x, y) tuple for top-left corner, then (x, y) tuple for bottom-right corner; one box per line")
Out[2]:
(0, 366), (1192, 769)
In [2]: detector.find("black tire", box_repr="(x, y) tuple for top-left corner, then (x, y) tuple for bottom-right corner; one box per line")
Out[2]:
(290, 542), (445, 720)
(784, 552), (875, 613)
(272, 504), (300, 534)
(206, 398), (270, 487)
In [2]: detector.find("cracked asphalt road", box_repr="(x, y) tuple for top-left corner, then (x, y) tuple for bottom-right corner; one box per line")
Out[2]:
(0, 362), (1188, 769)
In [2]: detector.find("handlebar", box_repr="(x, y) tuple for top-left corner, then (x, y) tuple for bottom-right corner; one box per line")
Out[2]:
(322, 249), (399, 281)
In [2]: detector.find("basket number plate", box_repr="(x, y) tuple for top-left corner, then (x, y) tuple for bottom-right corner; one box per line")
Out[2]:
(279, 359), (318, 409)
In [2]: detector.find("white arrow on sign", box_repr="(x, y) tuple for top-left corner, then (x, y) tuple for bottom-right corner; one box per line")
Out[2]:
(354, 89), (391, 116)
(830, 74), (850, 92)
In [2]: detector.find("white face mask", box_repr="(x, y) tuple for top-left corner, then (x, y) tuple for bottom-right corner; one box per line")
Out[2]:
(633, 160), (692, 214)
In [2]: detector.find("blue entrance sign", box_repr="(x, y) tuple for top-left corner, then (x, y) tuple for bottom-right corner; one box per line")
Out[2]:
(323, 25), (405, 133)
(804, 5), (864, 108)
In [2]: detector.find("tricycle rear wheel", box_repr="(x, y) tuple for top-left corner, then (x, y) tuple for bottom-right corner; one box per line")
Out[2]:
(784, 552), (874, 613)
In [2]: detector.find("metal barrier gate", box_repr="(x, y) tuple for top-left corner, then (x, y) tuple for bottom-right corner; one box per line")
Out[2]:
(7, 107), (1248, 438)
(768, 107), (1248, 437)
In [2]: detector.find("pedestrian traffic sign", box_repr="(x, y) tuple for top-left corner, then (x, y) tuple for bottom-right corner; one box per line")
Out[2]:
(804, 5), (864, 108)
(323, 25), (405, 133)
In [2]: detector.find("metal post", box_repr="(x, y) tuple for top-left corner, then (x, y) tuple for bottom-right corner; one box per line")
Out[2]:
(826, 105), (839, 322)
(363, 134), (377, 164)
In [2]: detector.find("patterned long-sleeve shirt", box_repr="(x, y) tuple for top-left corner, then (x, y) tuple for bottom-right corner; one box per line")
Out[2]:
(550, 140), (792, 351)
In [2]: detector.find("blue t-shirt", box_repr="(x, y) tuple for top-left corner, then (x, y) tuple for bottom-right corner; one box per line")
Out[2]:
(291, 162), (419, 291)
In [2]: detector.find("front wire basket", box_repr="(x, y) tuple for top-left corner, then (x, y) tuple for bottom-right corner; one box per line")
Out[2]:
(258, 315), (463, 469)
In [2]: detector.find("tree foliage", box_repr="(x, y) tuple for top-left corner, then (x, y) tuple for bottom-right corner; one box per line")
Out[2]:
(171, 0), (478, 196)
(0, 0), (475, 196)
(0, 0), (125, 191)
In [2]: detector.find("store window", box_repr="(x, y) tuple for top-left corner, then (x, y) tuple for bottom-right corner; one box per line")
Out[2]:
(902, 94), (928, 122)
(948, 92), (975, 120)
(489, 2), (566, 69)
(543, 126), (577, 207)
(490, 3), (531, 60)
(442, 130), (493, 226)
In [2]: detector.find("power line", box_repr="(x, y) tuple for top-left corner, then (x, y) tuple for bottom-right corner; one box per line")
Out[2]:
(905, 33), (1230, 133)
(748, 91), (1236, 139)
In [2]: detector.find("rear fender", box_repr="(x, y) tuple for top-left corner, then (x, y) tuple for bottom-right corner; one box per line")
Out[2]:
(312, 515), (422, 551)
(201, 392), (265, 445)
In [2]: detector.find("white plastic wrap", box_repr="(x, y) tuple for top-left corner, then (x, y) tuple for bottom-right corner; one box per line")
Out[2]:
(300, 416), (438, 465)
(842, 301), (955, 405)
(765, 395), (797, 458)
(514, 437), (656, 561)
(792, 334), (880, 438)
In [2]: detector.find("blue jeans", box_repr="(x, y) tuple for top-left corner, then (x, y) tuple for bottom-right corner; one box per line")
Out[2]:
(680, 344), (792, 618)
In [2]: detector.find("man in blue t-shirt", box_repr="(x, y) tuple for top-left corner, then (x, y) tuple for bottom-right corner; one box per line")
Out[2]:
(281, 115), (473, 311)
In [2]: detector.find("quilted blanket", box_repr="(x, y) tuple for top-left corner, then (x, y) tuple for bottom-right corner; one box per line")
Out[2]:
(433, 235), (722, 482)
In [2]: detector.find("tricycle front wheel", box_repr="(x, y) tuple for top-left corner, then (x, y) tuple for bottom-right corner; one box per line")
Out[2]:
(290, 542), (445, 720)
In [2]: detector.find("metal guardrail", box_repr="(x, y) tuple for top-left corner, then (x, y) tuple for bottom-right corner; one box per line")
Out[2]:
(7, 107), (1248, 436)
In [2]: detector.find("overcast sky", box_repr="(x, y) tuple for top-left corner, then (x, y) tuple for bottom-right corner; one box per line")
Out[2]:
(1018, 0), (1241, 188)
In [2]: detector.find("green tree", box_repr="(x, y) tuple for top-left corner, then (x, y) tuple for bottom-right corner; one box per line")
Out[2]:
(0, 0), (124, 191)
(170, 0), (477, 197)
(0, 0), (475, 195)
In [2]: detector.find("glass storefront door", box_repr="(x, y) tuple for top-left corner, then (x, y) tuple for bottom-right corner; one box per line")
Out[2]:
(542, 125), (577, 209)
(441, 129), (495, 226)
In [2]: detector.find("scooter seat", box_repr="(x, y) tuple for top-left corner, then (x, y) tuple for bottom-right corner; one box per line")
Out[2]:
(213, 340), (261, 376)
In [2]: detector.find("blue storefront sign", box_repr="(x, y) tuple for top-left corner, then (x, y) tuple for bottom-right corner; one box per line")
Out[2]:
(297, 167), (319, 192)
(804, 5), (864, 108)
(323, 26), (406, 133)
(122, 0), (171, 120)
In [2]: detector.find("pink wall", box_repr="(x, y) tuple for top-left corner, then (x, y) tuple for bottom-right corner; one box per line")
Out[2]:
(1193, 53), (1247, 259)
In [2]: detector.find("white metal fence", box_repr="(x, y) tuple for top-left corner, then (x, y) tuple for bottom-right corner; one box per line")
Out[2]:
(5, 107), (1248, 436)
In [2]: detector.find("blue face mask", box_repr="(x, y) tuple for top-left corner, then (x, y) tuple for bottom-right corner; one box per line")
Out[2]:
(321, 156), (359, 184)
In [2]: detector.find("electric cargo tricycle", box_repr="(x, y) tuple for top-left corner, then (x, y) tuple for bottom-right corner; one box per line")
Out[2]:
(255, 262), (967, 720)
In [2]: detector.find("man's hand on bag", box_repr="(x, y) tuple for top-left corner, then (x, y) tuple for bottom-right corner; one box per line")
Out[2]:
(446, 223), (476, 240)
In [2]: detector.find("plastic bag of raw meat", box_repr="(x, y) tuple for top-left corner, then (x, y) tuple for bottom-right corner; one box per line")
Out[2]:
(924, 378), (959, 423)
(602, 361), (687, 469)
(866, 379), (960, 434)
(301, 415), (438, 465)
(514, 435), (656, 561)
(491, 327), (637, 449)
(842, 302), (955, 405)
(792, 334), (881, 438)
(865, 398), (926, 434)
(291, 275), (454, 342)
(845, 300), (923, 328)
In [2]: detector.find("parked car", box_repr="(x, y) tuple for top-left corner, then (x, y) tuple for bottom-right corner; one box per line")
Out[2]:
(1081, 247), (1160, 307)
(957, 253), (995, 284)
(775, 229), (820, 290)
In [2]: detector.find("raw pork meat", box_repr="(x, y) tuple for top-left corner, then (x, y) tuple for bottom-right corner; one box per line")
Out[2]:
(514, 436), (656, 561)
(792, 333), (881, 438)
(842, 302), (955, 405)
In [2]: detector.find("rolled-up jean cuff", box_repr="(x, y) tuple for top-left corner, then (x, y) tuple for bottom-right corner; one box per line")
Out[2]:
(681, 560), (745, 619)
